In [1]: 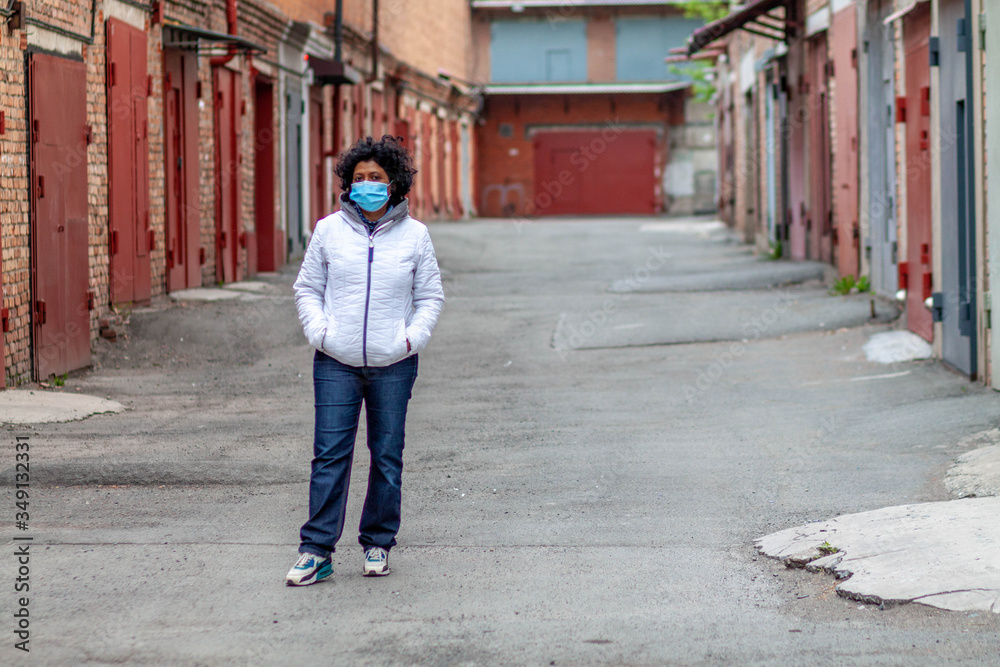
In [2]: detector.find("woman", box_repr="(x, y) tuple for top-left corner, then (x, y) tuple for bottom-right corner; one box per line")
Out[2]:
(287, 135), (444, 585)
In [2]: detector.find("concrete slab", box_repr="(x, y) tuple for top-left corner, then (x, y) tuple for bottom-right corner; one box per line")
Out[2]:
(609, 260), (828, 293)
(552, 286), (899, 351)
(168, 287), (242, 302)
(947, 428), (1000, 498)
(756, 497), (1000, 613)
(0, 390), (124, 424)
(639, 219), (729, 236)
(863, 330), (933, 363)
(222, 281), (276, 293)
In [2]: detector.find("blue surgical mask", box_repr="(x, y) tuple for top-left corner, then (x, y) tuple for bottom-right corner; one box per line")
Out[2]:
(350, 180), (390, 212)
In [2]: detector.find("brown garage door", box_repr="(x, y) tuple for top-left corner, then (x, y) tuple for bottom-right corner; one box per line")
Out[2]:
(29, 53), (91, 379)
(533, 130), (658, 216)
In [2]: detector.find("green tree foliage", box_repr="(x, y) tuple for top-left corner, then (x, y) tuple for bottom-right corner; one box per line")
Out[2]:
(671, 2), (731, 104)
(677, 1), (730, 22)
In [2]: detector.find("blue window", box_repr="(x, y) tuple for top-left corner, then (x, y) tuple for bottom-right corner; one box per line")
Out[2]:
(616, 16), (705, 82)
(490, 19), (588, 83)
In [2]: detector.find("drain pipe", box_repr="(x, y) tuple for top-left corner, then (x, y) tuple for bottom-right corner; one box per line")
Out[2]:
(334, 0), (343, 62)
(210, 0), (238, 67)
(367, 0), (378, 82)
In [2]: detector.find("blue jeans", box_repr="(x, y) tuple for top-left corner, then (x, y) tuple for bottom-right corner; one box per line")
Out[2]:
(299, 351), (418, 558)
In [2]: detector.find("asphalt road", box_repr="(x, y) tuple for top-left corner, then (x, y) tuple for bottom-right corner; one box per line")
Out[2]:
(3, 217), (999, 665)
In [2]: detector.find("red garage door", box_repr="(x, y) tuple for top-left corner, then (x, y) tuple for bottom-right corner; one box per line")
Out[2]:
(213, 66), (242, 284)
(107, 18), (151, 304)
(165, 48), (202, 292)
(902, 3), (933, 342)
(29, 53), (91, 379)
(533, 130), (658, 216)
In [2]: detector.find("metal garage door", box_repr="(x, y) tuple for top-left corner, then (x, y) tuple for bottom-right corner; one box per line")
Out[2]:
(285, 85), (304, 258)
(29, 52), (91, 379)
(937, 0), (977, 375)
(164, 47), (202, 292)
(830, 5), (860, 278)
(865, 0), (899, 295)
(308, 87), (325, 231)
(107, 18), (151, 304)
(902, 4), (933, 342)
(533, 130), (657, 216)
(255, 77), (281, 272)
(213, 66), (242, 284)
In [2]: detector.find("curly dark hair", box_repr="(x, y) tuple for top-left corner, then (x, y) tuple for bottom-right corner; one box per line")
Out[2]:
(334, 135), (417, 207)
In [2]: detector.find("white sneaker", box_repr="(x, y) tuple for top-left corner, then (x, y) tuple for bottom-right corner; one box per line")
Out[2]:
(286, 552), (332, 586)
(363, 547), (390, 576)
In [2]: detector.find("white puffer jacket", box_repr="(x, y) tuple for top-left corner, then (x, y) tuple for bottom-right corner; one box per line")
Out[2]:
(293, 200), (445, 367)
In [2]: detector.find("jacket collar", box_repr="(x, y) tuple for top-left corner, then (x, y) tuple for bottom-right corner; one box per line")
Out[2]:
(338, 193), (410, 234)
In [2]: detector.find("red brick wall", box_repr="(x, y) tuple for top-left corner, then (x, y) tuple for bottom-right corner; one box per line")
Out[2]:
(88, 13), (111, 337)
(587, 13), (616, 82)
(1, 25), (30, 385)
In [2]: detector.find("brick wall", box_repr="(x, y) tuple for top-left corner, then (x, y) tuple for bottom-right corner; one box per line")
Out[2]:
(586, 13), (616, 82)
(1, 26), (30, 385)
(378, 0), (473, 83)
(88, 11), (111, 340)
(148, 21), (167, 293)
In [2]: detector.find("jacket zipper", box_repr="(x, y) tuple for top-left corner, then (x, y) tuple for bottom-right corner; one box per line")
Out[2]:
(362, 231), (375, 366)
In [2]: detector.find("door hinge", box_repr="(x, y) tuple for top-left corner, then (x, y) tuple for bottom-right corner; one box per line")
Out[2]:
(896, 97), (907, 123)
(0, 110), (5, 135)
(147, 74), (153, 96)
(34, 300), (46, 326)
(36, 175), (44, 198)
(1, 307), (9, 333)
(981, 14), (986, 51)
(929, 37), (940, 66)
(959, 300), (974, 336)
(87, 291), (95, 311)
(85, 124), (93, 145)
(110, 230), (119, 255)
(109, 61), (117, 86)
(957, 18), (968, 52)
(31, 119), (39, 143)
(148, 228), (155, 252)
